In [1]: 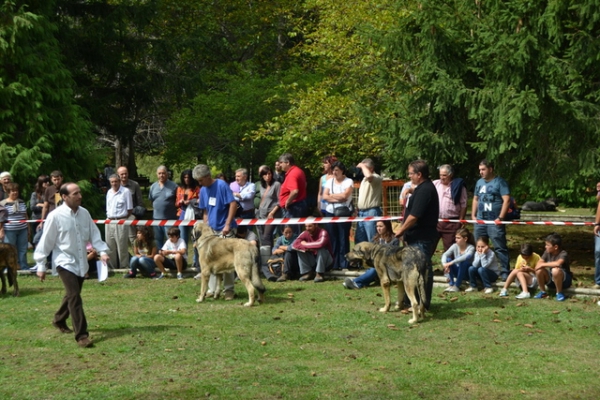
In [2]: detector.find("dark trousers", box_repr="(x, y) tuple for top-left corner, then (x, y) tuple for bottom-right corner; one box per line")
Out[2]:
(55, 267), (88, 341)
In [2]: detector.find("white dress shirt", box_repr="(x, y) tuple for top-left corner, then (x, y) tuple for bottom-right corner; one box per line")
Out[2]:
(34, 204), (109, 277)
(106, 185), (133, 218)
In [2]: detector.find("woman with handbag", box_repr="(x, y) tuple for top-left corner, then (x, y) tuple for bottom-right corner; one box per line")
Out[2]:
(176, 169), (200, 250)
(322, 161), (354, 270)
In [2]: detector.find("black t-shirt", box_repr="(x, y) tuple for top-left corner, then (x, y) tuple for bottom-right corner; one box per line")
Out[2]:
(404, 179), (439, 243)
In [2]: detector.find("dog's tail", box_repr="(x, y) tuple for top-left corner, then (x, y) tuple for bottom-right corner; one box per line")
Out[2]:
(250, 246), (266, 294)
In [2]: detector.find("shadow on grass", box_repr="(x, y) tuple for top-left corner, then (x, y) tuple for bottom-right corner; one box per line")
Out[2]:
(429, 294), (512, 320)
(94, 324), (178, 342)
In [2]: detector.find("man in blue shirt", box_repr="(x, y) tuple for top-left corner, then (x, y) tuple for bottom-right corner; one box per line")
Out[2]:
(193, 164), (238, 300)
(471, 159), (511, 280)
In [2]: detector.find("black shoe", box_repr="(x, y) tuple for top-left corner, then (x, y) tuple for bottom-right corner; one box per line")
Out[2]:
(123, 270), (136, 278)
(52, 321), (73, 334)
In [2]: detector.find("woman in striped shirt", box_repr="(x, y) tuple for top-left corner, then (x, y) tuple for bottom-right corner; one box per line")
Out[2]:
(1, 182), (30, 269)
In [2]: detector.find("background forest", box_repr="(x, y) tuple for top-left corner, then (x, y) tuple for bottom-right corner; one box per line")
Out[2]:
(2, 0), (600, 206)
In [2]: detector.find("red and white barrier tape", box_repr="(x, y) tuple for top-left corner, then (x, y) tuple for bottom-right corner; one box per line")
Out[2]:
(7, 217), (596, 226)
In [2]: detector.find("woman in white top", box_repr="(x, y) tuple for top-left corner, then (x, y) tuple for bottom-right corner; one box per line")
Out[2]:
(323, 161), (354, 270)
(317, 155), (337, 217)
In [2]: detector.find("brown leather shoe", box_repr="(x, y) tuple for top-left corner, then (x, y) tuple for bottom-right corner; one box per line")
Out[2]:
(276, 274), (288, 282)
(299, 273), (314, 281)
(223, 291), (235, 301)
(77, 336), (94, 348)
(52, 321), (73, 334)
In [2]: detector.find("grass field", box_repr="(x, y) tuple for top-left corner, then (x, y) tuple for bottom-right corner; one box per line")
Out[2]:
(1, 224), (599, 399)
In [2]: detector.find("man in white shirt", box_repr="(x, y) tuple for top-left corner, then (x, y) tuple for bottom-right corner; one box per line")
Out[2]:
(105, 174), (133, 270)
(34, 183), (110, 348)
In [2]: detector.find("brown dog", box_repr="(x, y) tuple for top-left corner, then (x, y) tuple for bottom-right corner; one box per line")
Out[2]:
(193, 222), (265, 307)
(0, 243), (20, 297)
(346, 242), (427, 324)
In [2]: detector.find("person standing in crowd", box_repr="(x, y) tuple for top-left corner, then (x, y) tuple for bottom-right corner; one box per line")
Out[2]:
(0, 171), (12, 200)
(395, 160), (439, 310)
(594, 193), (600, 290)
(176, 169), (200, 246)
(105, 174), (133, 270)
(34, 183), (110, 348)
(29, 175), (50, 245)
(1, 183), (30, 269)
(273, 160), (285, 183)
(278, 153), (308, 234)
(117, 166), (144, 246)
(39, 170), (64, 228)
(434, 164), (467, 251)
(256, 166), (282, 268)
(316, 156), (337, 217)
(193, 164), (238, 300)
(322, 161), (354, 270)
(471, 159), (511, 281)
(354, 158), (383, 244)
(230, 168), (256, 219)
(149, 165), (178, 249)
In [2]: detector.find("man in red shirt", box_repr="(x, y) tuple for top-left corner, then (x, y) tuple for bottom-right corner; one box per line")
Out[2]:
(278, 153), (308, 232)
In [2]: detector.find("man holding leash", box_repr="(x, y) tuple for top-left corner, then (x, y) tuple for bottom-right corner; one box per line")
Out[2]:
(34, 183), (110, 348)
(395, 160), (439, 310)
(193, 164), (238, 300)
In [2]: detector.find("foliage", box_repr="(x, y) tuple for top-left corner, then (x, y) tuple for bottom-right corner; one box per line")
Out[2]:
(252, 0), (402, 175)
(0, 0), (97, 189)
(373, 0), (600, 204)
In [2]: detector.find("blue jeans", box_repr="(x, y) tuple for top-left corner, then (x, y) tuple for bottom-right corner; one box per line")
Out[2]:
(153, 226), (170, 250)
(129, 256), (157, 277)
(468, 266), (499, 288)
(474, 223), (509, 279)
(324, 211), (351, 269)
(354, 267), (378, 288)
(283, 200), (308, 235)
(407, 240), (435, 309)
(449, 258), (472, 288)
(354, 207), (382, 244)
(594, 234), (600, 285)
(4, 228), (29, 269)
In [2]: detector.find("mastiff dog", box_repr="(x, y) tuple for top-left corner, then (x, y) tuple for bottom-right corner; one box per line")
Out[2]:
(0, 243), (19, 297)
(346, 242), (427, 324)
(193, 222), (265, 306)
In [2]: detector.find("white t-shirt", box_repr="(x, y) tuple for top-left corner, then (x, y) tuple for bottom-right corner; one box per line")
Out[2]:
(324, 177), (354, 214)
(161, 237), (187, 261)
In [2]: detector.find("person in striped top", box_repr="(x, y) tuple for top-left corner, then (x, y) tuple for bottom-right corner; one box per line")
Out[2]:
(1, 182), (30, 269)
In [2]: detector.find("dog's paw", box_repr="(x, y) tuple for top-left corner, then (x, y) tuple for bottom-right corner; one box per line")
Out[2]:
(408, 318), (417, 324)
(378, 307), (390, 313)
(195, 297), (204, 303)
(243, 301), (253, 307)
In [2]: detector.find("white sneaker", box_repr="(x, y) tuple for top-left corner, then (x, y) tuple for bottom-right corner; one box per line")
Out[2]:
(177, 272), (183, 280)
(484, 288), (494, 294)
(445, 285), (459, 292)
(465, 287), (478, 292)
(515, 291), (531, 299)
(499, 289), (508, 297)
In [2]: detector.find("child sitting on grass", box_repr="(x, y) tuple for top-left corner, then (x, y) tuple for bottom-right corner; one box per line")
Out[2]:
(534, 232), (572, 302)
(499, 243), (540, 299)
(466, 236), (501, 294)
(154, 227), (187, 280)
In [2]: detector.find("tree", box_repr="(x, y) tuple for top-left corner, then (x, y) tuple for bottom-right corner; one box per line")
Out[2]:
(374, 0), (600, 204)
(0, 0), (97, 186)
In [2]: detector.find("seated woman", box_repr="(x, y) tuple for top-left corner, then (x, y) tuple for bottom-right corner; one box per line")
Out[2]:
(441, 228), (476, 292)
(466, 236), (501, 294)
(1, 183), (30, 270)
(125, 226), (158, 278)
(343, 220), (399, 289)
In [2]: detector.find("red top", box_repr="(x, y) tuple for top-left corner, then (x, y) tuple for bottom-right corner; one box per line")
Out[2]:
(279, 165), (306, 207)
